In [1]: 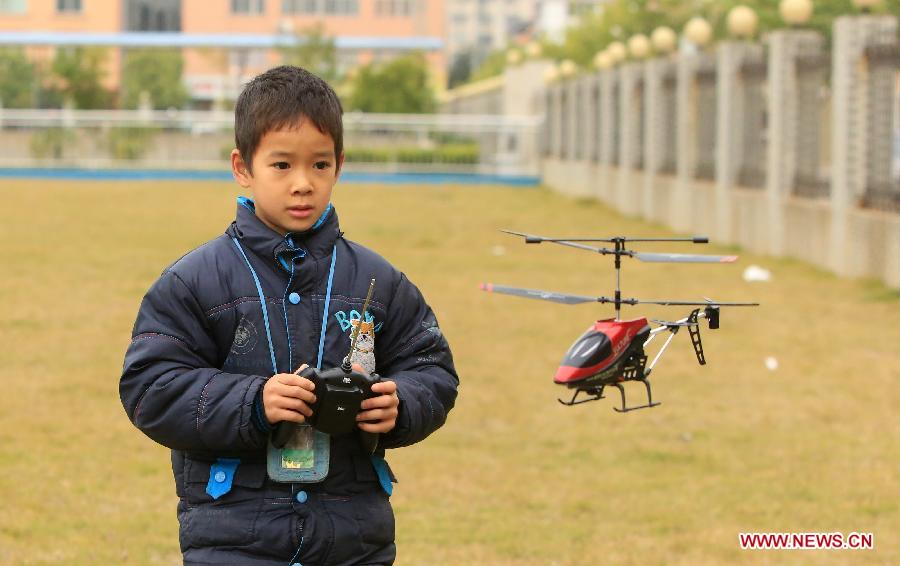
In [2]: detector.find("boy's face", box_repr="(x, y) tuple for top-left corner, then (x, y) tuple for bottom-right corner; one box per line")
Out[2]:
(231, 119), (343, 235)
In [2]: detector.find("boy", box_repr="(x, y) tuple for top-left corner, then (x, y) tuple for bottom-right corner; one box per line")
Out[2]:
(120, 66), (458, 565)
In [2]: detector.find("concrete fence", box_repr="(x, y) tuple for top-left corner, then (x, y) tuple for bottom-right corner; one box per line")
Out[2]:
(447, 15), (900, 289)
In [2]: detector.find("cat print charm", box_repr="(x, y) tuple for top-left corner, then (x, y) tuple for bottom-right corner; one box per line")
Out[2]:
(348, 318), (376, 375)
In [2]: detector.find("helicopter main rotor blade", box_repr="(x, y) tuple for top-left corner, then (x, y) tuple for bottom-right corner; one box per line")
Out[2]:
(634, 299), (759, 306)
(501, 230), (735, 262)
(479, 283), (601, 305)
(480, 285), (761, 308)
(500, 230), (617, 255)
(702, 299), (760, 306)
(633, 252), (738, 263)
(500, 229), (709, 244)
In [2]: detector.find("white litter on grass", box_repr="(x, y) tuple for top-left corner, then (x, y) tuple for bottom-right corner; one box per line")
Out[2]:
(743, 265), (772, 282)
(764, 356), (779, 371)
(491, 245), (506, 256)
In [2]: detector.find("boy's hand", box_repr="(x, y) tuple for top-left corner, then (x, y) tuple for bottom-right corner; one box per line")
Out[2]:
(263, 365), (317, 425)
(357, 374), (399, 433)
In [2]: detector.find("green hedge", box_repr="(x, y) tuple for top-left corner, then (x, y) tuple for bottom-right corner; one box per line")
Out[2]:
(30, 128), (75, 159)
(107, 127), (158, 160)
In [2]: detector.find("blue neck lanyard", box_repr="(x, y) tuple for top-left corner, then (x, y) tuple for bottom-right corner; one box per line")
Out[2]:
(231, 238), (338, 373)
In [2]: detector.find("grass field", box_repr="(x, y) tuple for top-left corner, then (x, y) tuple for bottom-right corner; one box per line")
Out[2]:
(1, 179), (898, 565)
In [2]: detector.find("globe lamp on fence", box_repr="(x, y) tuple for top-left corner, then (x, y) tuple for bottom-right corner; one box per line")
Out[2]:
(525, 41), (543, 58)
(651, 26), (677, 54)
(559, 59), (578, 78)
(684, 17), (713, 48)
(727, 5), (759, 39)
(593, 50), (614, 70)
(779, 0), (813, 26)
(607, 41), (627, 64)
(627, 34), (652, 59)
(544, 65), (560, 83)
(506, 49), (523, 66)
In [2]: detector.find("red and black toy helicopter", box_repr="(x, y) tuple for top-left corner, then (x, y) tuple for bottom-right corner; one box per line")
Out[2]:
(480, 230), (759, 412)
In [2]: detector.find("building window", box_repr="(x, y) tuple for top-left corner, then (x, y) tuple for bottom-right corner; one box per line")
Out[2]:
(232, 0), (264, 14)
(375, 0), (412, 17)
(0, 0), (26, 14)
(323, 0), (357, 14)
(283, 0), (356, 14)
(56, 0), (81, 13)
(127, 0), (181, 32)
(282, 0), (317, 13)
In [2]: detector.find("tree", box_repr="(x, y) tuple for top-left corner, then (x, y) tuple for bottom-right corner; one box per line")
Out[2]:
(347, 52), (436, 113)
(469, 49), (508, 83)
(0, 48), (37, 108)
(51, 47), (112, 109)
(280, 23), (339, 83)
(447, 50), (473, 88)
(121, 48), (189, 109)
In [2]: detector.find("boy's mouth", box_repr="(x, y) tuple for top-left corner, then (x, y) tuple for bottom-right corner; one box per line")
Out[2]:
(286, 205), (315, 219)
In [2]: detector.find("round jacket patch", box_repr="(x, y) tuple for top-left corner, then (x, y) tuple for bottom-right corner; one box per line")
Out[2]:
(231, 316), (258, 355)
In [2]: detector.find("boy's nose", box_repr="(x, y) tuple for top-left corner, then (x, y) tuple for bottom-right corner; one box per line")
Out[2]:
(290, 176), (314, 194)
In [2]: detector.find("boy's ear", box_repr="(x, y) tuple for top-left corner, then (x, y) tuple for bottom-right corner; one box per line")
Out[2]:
(231, 149), (252, 187)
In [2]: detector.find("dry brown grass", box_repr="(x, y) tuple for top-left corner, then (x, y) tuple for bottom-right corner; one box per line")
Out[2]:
(0, 179), (897, 564)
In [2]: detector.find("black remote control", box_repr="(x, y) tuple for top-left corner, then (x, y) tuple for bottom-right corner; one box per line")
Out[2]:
(270, 278), (382, 453)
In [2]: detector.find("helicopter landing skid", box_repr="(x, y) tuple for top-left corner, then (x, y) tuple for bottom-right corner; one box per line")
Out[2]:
(558, 386), (606, 406)
(612, 379), (661, 413)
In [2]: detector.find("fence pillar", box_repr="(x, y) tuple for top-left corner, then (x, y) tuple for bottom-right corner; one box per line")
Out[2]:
(765, 30), (825, 257)
(551, 82), (563, 159)
(643, 58), (675, 220)
(597, 69), (617, 203)
(566, 78), (579, 163)
(829, 15), (898, 275)
(62, 98), (75, 130)
(617, 62), (643, 214)
(585, 74), (599, 166)
(715, 41), (764, 243)
(673, 54), (701, 232)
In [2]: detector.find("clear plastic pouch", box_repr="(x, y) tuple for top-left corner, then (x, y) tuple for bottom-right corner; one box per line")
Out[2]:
(266, 424), (330, 482)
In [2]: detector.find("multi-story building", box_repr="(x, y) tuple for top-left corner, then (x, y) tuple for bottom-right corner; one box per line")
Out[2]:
(445, 0), (607, 72)
(445, 0), (535, 71)
(0, 0), (446, 105)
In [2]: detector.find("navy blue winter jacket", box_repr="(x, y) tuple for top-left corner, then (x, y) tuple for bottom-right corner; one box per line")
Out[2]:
(119, 199), (458, 562)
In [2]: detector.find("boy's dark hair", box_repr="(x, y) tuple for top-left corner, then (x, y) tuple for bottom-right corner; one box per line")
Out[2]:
(234, 65), (344, 174)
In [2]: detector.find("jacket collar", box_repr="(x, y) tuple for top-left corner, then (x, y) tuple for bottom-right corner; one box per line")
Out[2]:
(229, 197), (341, 272)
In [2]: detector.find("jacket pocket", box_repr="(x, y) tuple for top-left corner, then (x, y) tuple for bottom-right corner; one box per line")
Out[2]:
(182, 458), (267, 502)
(178, 459), (267, 549)
(355, 491), (395, 546)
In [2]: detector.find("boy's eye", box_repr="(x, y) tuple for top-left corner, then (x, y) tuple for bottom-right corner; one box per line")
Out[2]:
(272, 162), (290, 170)
(314, 161), (331, 170)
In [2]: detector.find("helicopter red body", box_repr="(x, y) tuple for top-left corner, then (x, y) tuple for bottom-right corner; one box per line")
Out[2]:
(555, 318), (650, 384)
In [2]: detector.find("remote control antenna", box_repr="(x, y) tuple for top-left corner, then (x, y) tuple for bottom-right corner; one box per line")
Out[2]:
(342, 278), (376, 372)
